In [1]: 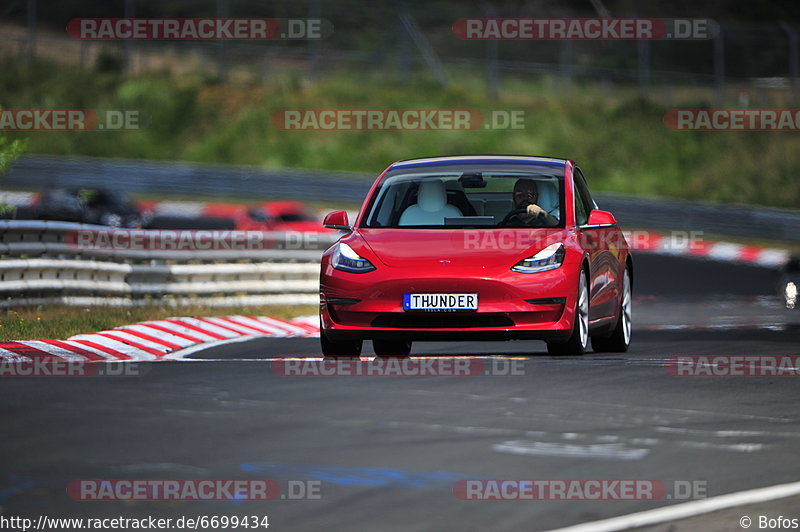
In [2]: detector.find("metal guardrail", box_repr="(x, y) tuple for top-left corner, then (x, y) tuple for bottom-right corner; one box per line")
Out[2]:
(595, 193), (800, 244)
(6, 155), (800, 243)
(0, 220), (335, 307)
(5, 155), (374, 203)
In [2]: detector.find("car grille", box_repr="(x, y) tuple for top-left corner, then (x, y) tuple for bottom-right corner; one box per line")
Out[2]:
(371, 314), (515, 329)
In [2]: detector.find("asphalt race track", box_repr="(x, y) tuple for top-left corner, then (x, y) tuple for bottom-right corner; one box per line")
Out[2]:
(2, 254), (799, 531)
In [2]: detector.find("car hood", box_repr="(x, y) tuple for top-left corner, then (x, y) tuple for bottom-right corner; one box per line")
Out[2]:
(357, 228), (568, 268)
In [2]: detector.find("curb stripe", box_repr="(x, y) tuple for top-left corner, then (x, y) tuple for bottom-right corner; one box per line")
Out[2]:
(68, 334), (154, 359)
(163, 319), (228, 340)
(227, 316), (289, 336)
(123, 323), (196, 346)
(197, 317), (254, 336)
(258, 316), (314, 335)
(70, 339), (132, 361)
(181, 318), (240, 339)
(139, 322), (204, 343)
(17, 341), (86, 361)
(93, 333), (162, 358)
(41, 340), (105, 362)
(622, 230), (791, 267)
(220, 316), (287, 337)
(0, 343), (52, 358)
(98, 332), (170, 355)
(0, 347), (33, 362)
(117, 327), (184, 350)
(283, 316), (320, 334)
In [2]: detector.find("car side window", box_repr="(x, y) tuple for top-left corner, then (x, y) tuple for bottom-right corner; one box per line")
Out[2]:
(573, 168), (594, 226)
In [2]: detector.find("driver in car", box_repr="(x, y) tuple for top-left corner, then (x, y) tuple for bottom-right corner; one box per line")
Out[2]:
(508, 178), (559, 226)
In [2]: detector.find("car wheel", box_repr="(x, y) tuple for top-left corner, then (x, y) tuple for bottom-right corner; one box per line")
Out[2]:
(547, 272), (589, 356)
(373, 338), (412, 357)
(321, 331), (362, 358)
(591, 268), (632, 353)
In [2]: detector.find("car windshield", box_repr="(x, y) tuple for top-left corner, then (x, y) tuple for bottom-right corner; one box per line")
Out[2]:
(362, 164), (564, 228)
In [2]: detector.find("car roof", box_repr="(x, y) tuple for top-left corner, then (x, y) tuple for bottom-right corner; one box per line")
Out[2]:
(390, 155), (568, 170)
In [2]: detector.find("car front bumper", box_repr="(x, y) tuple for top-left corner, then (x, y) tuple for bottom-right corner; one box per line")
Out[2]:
(320, 262), (580, 341)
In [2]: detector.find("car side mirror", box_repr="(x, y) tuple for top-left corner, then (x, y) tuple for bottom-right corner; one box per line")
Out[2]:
(584, 210), (617, 228)
(323, 210), (351, 231)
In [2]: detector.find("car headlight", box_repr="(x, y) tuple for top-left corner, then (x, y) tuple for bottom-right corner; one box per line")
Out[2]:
(786, 281), (797, 309)
(331, 242), (376, 273)
(512, 243), (565, 273)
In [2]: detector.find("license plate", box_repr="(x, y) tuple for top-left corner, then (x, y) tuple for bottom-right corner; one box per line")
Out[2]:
(403, 293), (478, 311)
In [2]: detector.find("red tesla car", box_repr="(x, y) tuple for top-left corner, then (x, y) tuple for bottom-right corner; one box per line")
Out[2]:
(319, 156), (632, 357)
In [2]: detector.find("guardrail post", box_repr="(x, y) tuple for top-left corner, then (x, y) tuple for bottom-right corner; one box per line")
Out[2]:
(779, 22), (799, 104)
(26, 0), (37, 61)
(483, 4), (500, 99)
(714, 28), (725, 106)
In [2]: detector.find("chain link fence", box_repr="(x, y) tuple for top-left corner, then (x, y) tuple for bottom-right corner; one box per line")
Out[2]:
(3, 1), (800, 105)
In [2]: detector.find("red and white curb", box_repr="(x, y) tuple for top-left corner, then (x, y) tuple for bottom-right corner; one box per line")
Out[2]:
(0, 315), (320, 362)
(625, 231), (791, 268)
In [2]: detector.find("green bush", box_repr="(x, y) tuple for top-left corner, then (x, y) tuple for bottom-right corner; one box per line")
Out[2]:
(2, 59), (799, 208)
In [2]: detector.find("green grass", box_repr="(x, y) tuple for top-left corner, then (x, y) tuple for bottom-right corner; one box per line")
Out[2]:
(3, 59), (800, 208)
(0, 305), (318, 341)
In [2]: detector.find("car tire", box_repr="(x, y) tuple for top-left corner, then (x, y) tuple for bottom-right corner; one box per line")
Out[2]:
(547, 271), (589, 356)
(321, 331), (362, 358)
(373, 339), (412, 357)
(591, 268), (632, 353)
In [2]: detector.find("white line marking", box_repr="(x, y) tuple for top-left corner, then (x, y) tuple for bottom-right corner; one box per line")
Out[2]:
(676, 440), (765, 453)
(491, 441), (649, 461)
(546, 480), (800, 532)
(162, 336), (259, 360)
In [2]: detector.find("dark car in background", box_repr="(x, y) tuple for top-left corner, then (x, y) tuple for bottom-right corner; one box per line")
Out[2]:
(35, 188), (85, 223)
(33, 188), (147, 228)
(81, 188), (147, 228)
